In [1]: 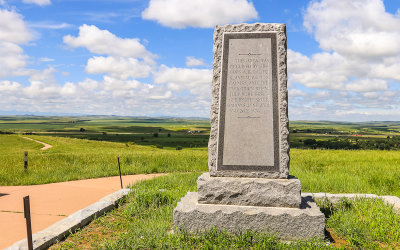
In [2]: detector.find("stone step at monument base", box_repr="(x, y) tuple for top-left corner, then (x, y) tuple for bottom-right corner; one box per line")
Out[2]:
(173, 192), (325, 240)
(198, 173), (301, 208)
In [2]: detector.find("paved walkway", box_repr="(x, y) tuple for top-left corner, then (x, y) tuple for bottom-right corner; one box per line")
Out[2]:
(0, 174), (165, 249)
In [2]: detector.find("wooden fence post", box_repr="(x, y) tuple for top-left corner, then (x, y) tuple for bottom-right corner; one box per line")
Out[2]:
(23, 196), (33, 250)
(24, 151), (28, 170)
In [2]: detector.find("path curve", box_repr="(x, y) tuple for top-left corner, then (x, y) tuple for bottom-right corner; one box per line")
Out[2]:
(22, 136), (53, 150)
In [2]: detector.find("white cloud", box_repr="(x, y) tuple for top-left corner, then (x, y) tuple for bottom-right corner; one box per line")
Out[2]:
(304, 0), (400, 59)
(288, 89), (306, 97)
(363, 92), (379, 99)
(63, 25), (154, 60)
(0, 74), (210, 117)
(153, 65), (211, 98)
(186, 56), (207, 67)
(29, 22), (72, 29)
(149, 91), (172, 100)
(0, 9), (32, 77)
(0, 80), (21, 92)
(345, 79), (388, 92)
(0, 42), (28, 77)
(288, 0), (400, 122)
(0, 9), (32, 44)
(22, 0), (51, 6)
(102, 76), (140, 91)
(39, 57), (54, 62)
(86, 56), (152, 79)
(142, 0), (258, 28)
(77, 78), (98, 91)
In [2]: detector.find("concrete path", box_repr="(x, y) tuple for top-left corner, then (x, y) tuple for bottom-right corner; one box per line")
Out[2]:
(21, 137), (52, 150)
(0, 174), (165, 249)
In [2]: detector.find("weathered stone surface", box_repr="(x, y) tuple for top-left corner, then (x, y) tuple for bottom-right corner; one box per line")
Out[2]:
(198, 173), (300, 207)
(209, 23), (289, 178)
(173, 192), (325, 240)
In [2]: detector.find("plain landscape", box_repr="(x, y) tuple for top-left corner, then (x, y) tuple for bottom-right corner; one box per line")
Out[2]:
(1, 116), (400, 248)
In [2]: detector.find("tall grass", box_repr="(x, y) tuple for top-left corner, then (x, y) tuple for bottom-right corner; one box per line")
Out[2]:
(290, 149), (400, 196)
(323, 197), (400, 248)
(2, 135), (400, 198)
(51, 173), (329, 249)
(0, 135), (207, 185)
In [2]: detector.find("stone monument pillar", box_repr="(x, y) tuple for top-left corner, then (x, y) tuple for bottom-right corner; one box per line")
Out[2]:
(173, 23), (325, 240)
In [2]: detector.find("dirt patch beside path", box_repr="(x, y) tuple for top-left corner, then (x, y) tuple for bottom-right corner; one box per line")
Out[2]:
(22, 136), (53, 150)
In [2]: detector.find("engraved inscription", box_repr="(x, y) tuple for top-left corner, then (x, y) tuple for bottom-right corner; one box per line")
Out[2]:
(221, 37), (275, 167)
(227, 56), (272, 116)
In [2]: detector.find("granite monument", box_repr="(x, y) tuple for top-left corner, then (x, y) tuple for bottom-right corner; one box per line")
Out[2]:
(173, 23), (325, 240)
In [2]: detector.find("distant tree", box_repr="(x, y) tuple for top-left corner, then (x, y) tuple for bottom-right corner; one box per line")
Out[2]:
(167, 133), (171, 137)
(304, 139), (316, 146)
(80, 128), (85, 132)
(102, 132), (107, 135)
(158, 128), (162, 132)
(153, 133), (159, 137)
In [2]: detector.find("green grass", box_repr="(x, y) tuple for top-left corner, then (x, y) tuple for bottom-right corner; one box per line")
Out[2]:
(0, 135), (207, 186)
(3, 135), (400, 199)
(51, 173), (400, 249)
(320, 197), (400, 248)
(0, 116), (210, 133)
(50, 173), (330, 249)
(291, 149), (400, 196)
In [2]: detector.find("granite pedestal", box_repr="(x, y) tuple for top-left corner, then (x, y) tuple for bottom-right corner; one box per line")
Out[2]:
(173, 23), (325, 240)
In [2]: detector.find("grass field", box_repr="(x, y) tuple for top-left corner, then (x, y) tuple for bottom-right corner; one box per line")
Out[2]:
(50, 173), (400, 249)
(2, 116), (400, 248)
(2, 134), (400, 198)
(0, 135), (207, 186)
(3, 116), (400, 150)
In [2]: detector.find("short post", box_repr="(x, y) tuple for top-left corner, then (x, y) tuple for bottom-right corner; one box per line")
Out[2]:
(24, 151), (28, 170)
(23, 196), (33, 250)
(117, 157), (123, 189)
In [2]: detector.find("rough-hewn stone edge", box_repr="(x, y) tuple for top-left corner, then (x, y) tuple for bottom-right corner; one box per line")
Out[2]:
(173, 192), (325, 240)
(208, 23), (289, 179)
(6, 189), (130, 250)
(197, 173), (301, 207)
(303, 192), (400, 210)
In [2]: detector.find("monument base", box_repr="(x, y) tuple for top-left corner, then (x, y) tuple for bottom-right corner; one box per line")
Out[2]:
(173, 192), (325, 240)
(198, 173), (301, 207)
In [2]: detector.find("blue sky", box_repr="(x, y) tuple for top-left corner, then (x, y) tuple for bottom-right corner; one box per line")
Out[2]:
(1, 0), (400, 121)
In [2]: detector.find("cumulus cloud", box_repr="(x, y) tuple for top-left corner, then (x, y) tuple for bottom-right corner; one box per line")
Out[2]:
(0, 42), (28, 77)
(22, 0), (51, 6)
(64, 25), (157, 81)
(286, 0), (400, 120)
(186, 56), (207, 67)
(142, 0), (258, 28)
(86, 56), (152, 79)
(0, 74), (210, 117)
(0, 9), (32, 44)
(304, 0), (400, 59)
(289, 0), (400, 102)
(0, 9), (32, 77)
(153, 65), (212, 98)
(63, 24), (155, 60)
